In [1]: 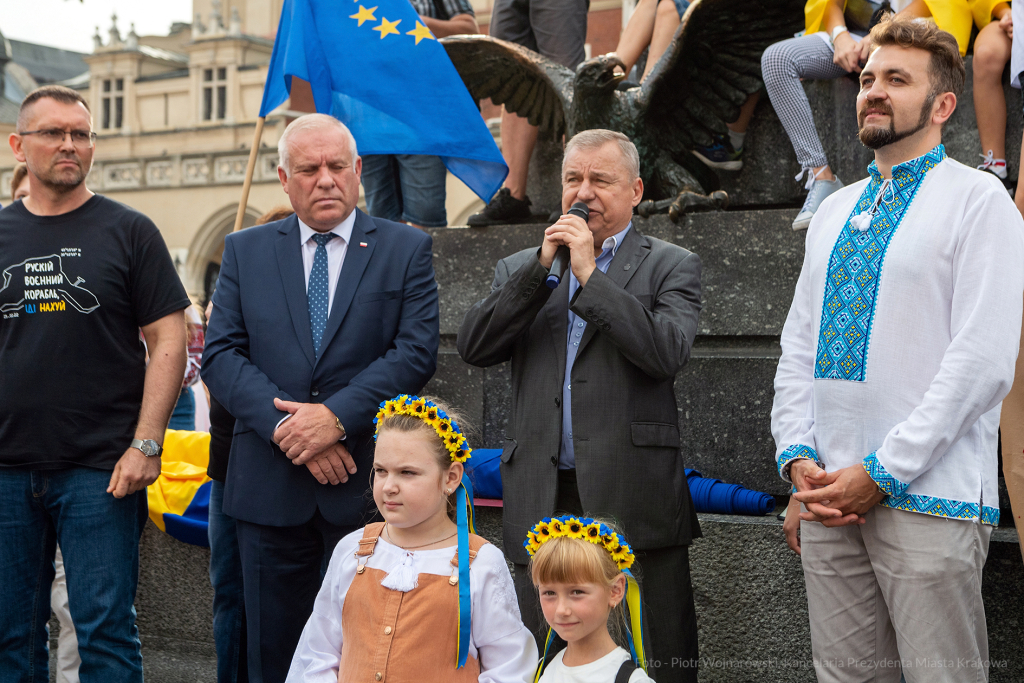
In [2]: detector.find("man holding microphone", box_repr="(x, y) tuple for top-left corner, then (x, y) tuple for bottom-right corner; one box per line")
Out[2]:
(458, 129), (704, 682)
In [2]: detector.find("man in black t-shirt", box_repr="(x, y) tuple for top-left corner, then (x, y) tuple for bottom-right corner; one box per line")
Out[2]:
(0, 86), (189, 683)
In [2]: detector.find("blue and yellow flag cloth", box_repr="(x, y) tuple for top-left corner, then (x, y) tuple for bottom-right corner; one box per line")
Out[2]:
(259, 0), (509, 202)
(147, 430), (213, 548)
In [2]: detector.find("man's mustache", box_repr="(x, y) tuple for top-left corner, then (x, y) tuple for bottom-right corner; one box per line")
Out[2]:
(859, 99), (894, 122)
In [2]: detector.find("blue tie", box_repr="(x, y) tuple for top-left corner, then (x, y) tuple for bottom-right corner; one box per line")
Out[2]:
(308, 232), (337, 356)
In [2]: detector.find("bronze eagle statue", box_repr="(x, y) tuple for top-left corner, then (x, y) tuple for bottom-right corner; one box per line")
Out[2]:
(441, 0), (804, 221)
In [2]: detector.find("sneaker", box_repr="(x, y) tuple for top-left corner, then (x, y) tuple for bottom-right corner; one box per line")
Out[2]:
(792, 177), (844, 231)
(691, 136), (743, 171)
(467, 188), (533, 227)
(977, 151), (1008, 180)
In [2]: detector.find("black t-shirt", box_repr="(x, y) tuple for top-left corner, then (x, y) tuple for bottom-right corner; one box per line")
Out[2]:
(0, 195), (190, 470)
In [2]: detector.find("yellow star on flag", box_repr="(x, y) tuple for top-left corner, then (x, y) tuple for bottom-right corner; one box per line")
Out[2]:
(350, 5), (377, 26)
(406, 21), (435, 45)
(373, 17), (401, 39)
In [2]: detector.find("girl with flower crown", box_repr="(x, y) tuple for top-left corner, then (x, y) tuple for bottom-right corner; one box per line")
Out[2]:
(526, 517), (654, 683)
(285, 395), (537, 682)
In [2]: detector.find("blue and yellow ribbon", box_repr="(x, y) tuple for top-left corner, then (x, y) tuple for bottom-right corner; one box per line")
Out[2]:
(623, 569), (647, 671)
(455, 473), (475, 668)
(533, 629), (559, 683)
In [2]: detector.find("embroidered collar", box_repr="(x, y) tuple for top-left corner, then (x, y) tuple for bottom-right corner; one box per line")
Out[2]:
(866, 144), (946, 186)
(813, 144), (944, 382)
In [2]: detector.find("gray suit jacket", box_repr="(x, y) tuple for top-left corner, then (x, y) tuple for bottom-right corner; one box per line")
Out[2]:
(457, 226), (702, 565)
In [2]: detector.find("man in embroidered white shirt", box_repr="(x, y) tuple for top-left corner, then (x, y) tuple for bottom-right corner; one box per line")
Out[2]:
(771, 15), (1024, 683)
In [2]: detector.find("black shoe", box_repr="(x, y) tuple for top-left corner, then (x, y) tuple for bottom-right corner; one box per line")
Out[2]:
(467, 188), (533, 227)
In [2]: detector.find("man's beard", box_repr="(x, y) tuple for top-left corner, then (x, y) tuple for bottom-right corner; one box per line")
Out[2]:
(857, 93), (936, 150)
(35, 154), (90, 194)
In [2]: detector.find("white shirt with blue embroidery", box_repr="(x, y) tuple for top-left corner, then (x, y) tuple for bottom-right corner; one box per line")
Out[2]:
(771, 145), (1024, 525)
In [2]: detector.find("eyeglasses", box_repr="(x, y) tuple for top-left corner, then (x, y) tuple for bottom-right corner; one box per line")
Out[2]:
(17, 129), (97, 148)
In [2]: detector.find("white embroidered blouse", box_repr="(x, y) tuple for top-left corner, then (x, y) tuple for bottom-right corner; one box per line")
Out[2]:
(285, 528), (539, 682)
(772, 147), (1024, 524)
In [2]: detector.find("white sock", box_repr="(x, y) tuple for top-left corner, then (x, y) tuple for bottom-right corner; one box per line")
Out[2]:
(728, 130), (746, 150)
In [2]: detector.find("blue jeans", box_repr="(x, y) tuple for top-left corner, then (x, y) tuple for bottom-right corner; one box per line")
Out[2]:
(208, 481), (247, 683)
(169, 387), (196, 430)
(360, 154), (448, 227)
(0, 467), (147, 683)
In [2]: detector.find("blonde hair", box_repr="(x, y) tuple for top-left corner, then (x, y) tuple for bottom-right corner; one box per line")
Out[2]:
(255, 205), (295, 225)
(374, 395), (471, 519)
(11, 163), (28, 198)
(530, 535), (621, 587)
(529, 523), (631, 646)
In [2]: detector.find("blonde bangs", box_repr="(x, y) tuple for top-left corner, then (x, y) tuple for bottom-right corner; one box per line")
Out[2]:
(530, 536), (620, 587)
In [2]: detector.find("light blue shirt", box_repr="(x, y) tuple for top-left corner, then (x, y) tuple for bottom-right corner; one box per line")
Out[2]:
(559, 223), (631, 469)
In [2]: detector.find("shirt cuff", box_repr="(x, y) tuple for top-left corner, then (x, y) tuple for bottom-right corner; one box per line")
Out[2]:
(777, 444), (823, 483)
(274, 413), (291, 437)
(862, 451), (908, 497)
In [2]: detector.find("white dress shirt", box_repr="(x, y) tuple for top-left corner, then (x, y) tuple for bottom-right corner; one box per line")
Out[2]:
(298, 211), (357, 317)
(772, 148), (1024, 525)
(273, 212), (358, 436)
(285, 529), (539, 683)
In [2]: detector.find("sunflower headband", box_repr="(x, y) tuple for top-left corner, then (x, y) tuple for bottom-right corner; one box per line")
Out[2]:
(373, 395), (472, 464)
(527, 516), (647, 679)
(524, 515), (636, 570)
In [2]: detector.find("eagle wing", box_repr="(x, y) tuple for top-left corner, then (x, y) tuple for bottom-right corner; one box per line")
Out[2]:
(440, 35), (575, 139)
(640, 0), (805, 151)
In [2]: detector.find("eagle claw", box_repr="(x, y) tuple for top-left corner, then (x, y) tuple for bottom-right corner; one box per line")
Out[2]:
(667, 190), (729, 223)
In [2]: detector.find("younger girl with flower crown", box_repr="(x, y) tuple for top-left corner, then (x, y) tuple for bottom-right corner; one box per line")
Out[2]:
(526, 517), (654, 683)
(286, 395), (537, 683)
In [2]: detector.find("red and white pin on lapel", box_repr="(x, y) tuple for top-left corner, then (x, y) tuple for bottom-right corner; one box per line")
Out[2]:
(359, 242), (368, 247)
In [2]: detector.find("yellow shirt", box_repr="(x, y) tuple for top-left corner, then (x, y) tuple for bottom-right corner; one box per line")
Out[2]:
(972, 0), (1010, 28)
(803, 0), (973, 55)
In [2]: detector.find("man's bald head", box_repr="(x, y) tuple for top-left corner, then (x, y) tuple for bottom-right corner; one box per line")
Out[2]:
(17, 86), (91, 132)
(277, 114), (358, 178)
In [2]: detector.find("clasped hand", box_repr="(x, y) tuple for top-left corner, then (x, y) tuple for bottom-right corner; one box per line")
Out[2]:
(539, 212), (597, 287)
(832, 32), (870, 74)
(273, 398), (357, 485)
(789, 459), (885, 527)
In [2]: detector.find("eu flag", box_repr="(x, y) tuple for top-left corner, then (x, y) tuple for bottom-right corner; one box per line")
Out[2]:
(260, 0), (508, 202)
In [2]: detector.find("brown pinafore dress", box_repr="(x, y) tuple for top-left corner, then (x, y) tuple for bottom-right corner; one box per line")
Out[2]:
(337, 522), (488, 683)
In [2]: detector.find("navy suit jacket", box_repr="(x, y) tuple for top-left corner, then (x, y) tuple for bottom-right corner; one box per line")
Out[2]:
(201, 210), (439, 527)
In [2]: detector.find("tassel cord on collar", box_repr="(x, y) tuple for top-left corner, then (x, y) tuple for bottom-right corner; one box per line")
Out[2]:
(850, 178), (895, 232)
(380, 552), (421, 592)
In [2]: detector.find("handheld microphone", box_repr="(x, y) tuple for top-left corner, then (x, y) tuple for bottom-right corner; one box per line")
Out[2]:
(545, 202), (589, 289)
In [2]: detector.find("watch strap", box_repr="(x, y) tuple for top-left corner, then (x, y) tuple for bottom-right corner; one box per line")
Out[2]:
(130, 438), (162, 457)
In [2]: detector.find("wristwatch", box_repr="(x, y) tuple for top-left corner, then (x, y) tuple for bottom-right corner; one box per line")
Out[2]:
(830, 25), (849, 44)
(335, 417), (346, 440)
(130, 438), (162, 457)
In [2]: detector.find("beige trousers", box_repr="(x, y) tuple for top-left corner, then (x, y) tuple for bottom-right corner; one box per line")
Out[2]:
(999, 309), (1024, 563)
(801, 506), (992, 683)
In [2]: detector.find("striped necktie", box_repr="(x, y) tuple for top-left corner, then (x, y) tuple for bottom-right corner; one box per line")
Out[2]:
(308, 232), (337, 356)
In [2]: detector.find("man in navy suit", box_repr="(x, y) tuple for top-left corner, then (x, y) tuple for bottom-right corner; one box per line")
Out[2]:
(201, 114), (439, 683)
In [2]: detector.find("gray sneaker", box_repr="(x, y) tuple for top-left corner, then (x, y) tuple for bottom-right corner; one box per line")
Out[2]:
(792, 178), (844, 231)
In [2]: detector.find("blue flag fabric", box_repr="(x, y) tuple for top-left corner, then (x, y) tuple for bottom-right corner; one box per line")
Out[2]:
(260, 0), (508, 202)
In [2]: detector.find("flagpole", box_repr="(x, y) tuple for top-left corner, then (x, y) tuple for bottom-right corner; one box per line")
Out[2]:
(233, 116), (266, 232)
